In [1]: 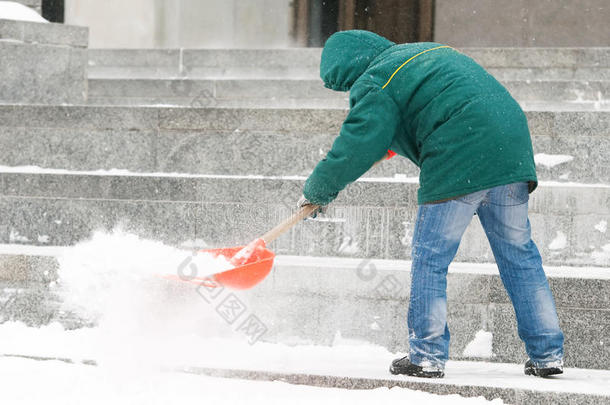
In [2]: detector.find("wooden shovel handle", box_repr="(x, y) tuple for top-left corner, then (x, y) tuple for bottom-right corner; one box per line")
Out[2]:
(260, 204), (320, 244)
(257, 151), (386, 244)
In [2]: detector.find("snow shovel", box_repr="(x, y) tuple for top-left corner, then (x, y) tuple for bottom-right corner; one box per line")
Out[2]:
(162, 204), (320, 290)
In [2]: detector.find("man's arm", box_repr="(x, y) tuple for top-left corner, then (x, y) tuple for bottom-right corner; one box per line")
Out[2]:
(303, 87), (401, 205)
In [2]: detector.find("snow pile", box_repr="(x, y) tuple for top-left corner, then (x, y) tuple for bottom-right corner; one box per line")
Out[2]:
(462, 330), (493, 358)
(54, 230), (234, 370)
(0, 1), (47, 23)
(548, 231), (568, 251)
(592, 244), (610, 266)
(534, 153), (574, 169)
(595, 220), (608, 234)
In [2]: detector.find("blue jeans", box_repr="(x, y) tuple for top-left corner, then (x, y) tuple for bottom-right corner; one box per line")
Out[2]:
(408, 182), (564, 370)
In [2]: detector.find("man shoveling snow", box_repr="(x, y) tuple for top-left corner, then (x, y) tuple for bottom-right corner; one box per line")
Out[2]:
(298, 30), (564, 379)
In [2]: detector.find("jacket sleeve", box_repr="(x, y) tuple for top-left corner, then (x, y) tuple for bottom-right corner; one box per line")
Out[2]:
(303, 86), (401, 205)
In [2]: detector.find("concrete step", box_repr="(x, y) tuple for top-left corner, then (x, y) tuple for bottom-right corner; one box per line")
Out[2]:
(180, 362), (610, 405)
(87, 48), (322, 80)
(0, 171), (608, 267)
(0, 19), (88, 104)
(86, 78), (348, 107)
(256, 257), (610, 371)
(86, 78), (610, 107)
(1, 249), (609, 371)
(466, 47), (610, 81)
(0, 105), (608, 183)
(87, 47), (610, 81)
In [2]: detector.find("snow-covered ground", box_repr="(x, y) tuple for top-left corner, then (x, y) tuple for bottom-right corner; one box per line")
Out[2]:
(1, 230), (610, 403)
(1, 356), (500, 405)
(2, 320), (610, 404)
(0, 226), (503, 405)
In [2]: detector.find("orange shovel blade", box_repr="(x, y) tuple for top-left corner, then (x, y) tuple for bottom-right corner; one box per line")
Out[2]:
(202, 239), (274, 290)
(159, 239), (274, 290)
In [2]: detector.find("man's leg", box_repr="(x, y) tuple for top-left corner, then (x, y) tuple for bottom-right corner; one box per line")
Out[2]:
(406, 191), (485, 370)
(476, 182), (564, 370)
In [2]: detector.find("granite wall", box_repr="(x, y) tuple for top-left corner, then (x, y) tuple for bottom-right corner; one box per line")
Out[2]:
(435, 0), (610, 47)
(0, 19), (88, 104)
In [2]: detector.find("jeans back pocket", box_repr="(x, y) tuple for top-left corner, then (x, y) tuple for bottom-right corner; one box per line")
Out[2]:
(504, 182), (529, 206)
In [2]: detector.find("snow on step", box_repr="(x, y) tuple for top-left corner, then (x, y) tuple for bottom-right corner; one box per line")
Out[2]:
(462, 330), (493, 358)
(2, 245), (610, 280)
(1, 165), (610, 189)
(534, 153), (574, 169)
(1, 357), (500, 405)
(275, 255), (610, 280)
(1, 322), (609, 401)
(0, 1), (46, 23)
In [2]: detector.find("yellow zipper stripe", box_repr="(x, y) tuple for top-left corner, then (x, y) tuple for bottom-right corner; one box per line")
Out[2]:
(382, 45), (452, 89)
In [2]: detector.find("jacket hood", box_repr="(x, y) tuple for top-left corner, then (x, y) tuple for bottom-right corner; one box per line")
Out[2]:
(320, 30), (394, 92)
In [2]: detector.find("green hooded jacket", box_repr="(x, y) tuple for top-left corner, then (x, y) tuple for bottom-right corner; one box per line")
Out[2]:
(303, 30), (537, 205)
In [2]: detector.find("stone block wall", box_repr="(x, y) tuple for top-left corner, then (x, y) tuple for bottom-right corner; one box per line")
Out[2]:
(435, 0), (610, 47)
(0, 19), (88, 104)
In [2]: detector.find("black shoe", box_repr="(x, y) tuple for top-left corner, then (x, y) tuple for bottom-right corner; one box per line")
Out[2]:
(524, 359), (563, 377)
(389, 356), (444, 378)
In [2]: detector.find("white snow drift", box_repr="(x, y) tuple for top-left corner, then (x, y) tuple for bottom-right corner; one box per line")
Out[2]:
(0, 1), (47, 23)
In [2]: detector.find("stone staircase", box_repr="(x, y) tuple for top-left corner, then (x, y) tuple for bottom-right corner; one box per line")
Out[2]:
(87, 77), (610, 109)
(85, 47), (610, 109)
(1, 18), (610, 403)
(87, 47), (610, 81)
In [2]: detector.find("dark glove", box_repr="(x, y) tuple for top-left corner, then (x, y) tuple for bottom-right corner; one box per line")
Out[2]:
(297, 195), (327, 219)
